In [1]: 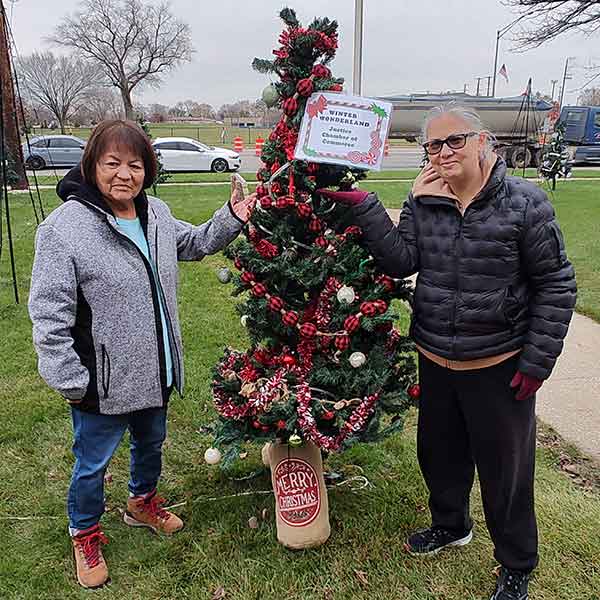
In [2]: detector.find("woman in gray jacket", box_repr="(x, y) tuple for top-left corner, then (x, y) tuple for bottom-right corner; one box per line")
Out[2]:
(28, 120), (255, 588)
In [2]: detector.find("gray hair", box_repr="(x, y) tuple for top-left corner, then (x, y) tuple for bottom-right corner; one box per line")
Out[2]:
(420, 102), (496, 164)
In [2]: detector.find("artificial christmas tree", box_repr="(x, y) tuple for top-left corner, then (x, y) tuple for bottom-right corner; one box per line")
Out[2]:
(208, 8), (418, 547)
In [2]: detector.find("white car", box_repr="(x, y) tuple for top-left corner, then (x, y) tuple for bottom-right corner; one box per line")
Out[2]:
(152, 137), (241, 173)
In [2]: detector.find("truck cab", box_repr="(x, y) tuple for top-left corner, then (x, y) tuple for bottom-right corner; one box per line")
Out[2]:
(559, 106), (600, 164)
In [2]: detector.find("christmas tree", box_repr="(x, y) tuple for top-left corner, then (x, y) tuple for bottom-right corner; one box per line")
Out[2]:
(210, 8), (418, 468)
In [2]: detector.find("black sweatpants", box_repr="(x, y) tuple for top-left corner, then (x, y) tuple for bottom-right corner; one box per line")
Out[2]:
(417, 352), (538, 572)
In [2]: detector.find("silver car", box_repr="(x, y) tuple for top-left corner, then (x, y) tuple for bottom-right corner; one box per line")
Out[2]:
(23, 135), (86, 170)
(152, 137), (241, 173)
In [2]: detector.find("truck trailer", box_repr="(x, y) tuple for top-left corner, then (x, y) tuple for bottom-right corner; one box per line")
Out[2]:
(379, 93), (553, 168)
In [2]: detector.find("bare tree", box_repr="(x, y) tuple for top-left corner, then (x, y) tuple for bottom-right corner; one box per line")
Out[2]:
(504, 1), (600, 49)
(50, 0), (193, 119)
(578, 86), (600, 104)
(17, 51), (98, 133)
(73, 87), (124, 125)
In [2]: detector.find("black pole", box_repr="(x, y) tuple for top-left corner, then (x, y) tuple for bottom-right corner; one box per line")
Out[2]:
(0, 63), (20, 303)
(492, 30), (500, 98)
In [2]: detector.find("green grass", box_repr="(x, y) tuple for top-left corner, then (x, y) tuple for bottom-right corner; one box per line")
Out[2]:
(1, 185), (599, 599)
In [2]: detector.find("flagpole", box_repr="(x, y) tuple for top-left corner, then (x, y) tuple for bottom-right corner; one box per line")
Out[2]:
(352, 0), (364, 95)
(492, 29), (500, 97)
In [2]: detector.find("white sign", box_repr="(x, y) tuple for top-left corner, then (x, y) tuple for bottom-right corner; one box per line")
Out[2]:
(293, 93), (392, 171)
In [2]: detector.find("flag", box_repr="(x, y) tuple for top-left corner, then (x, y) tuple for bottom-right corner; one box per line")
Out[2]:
(499, 63), (509, 84)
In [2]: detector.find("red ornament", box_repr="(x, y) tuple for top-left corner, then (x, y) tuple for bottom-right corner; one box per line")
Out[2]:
(322, 410), (335, 421)
(251, 283), (267, 297)
(311, 64), (331, 79)
(275, 196), (289, 209)
(255, 184), (268, 198)
(234, 257), (243, 270)
(344, 315), (361, 333)
(329, 83), (343, 92)
(296, 203), (312, 219)
(373, 299), (388, 314)
(299, 323), (318, 339)
(256, 239), (279, 259)
(360, 301), (378, 317)
(241, 272), (255, 284)
(286, 195), (296, 207)
(375, 274), (395, 292)
(296, 78), (314, 96)
(271, 181), (282, 194)
(260, 196), (273, 209)
(282, 354), (297, 367)
(335, 334), (350, 351)
(307, 162), (319, 174)
(315, 236), (328, 248)
(276, 420), (287, 430)
(408, 384), (421, 400)
(268, 296), (285, 311)
(283, 97), (298, 116)
(308, 217), (323, 232)
(253, 349), (272, 365)
(282, 311), (299, 327)
(252, 420), (261, 429)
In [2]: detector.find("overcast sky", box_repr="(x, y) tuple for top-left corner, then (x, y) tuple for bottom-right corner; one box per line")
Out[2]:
(8, 0), (599, 108)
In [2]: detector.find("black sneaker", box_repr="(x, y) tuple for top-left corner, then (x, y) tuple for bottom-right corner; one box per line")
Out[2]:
(404, 525), (473, 556)
(490, 567), (530, 600)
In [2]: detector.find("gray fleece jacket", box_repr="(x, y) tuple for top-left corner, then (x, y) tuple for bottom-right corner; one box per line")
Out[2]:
(28, 168), (244, 414)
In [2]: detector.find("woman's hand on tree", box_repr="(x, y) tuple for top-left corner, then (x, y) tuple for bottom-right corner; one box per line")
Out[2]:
(230, 191), (257, 223)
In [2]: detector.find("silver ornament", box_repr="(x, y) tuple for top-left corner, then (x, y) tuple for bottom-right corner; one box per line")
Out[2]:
(349, 351), (367, 368)
(261, 83), (279, 108)
(337, 285), (356, 305)
(217, 267), (232, 284)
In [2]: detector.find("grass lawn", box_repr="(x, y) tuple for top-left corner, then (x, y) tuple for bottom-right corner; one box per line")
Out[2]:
(1, 184), (599, 599)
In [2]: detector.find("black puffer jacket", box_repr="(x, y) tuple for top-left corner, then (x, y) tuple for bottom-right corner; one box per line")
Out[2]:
(352, 159), (576, 380)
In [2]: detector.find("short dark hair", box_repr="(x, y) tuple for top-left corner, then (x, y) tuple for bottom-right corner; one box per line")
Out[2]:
(81, 120), (157, 189)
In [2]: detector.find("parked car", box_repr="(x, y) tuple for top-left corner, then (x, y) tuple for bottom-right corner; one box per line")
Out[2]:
(152, 137), (241, 173)
(22, 135), (86, 170)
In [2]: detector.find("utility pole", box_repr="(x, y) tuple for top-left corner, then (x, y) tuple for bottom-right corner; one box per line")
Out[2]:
(352, 0), (364, 95)
(558, 57), (574, 108)
(550, 79), (559, 100)
(0, 0), (27, 189)
(486, 76), (492, 97)
(476, 77), (482, 96)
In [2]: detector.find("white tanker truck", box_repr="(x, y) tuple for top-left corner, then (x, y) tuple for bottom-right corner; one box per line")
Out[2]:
(378, 93), (553, 168)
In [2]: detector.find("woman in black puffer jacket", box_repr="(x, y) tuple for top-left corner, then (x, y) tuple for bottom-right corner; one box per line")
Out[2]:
(322, 104), (576, 600)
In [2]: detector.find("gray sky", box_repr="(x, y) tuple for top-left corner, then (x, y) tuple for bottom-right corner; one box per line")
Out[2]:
(8, 0), (599, 108)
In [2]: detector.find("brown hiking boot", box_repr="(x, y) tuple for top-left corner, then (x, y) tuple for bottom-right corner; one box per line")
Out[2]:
(71, 524), (109, 588)
(123, 489), (183, 535)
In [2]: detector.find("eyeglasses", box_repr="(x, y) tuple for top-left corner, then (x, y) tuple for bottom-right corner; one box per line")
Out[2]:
(422, 132), (479, 155)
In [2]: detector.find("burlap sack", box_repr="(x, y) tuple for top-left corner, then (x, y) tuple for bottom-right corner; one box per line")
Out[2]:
(262, 441), (331, 549)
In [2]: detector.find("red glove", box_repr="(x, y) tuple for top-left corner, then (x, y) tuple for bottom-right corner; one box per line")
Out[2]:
(510, 371), (543, 401)
(317, 189), (369, 205)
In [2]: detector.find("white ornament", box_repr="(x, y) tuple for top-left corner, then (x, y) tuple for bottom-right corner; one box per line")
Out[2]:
(337, 285), (356, 305)
(349, 351), (367, 368)
(241, 315), (249, 327)
(204, 447), (222, 465)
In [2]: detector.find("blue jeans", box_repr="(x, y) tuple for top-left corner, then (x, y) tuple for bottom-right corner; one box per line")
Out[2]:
(67, 406), (167, 531)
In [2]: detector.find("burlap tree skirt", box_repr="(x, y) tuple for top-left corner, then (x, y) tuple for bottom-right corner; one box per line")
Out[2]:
(262, 441), (331, 549)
